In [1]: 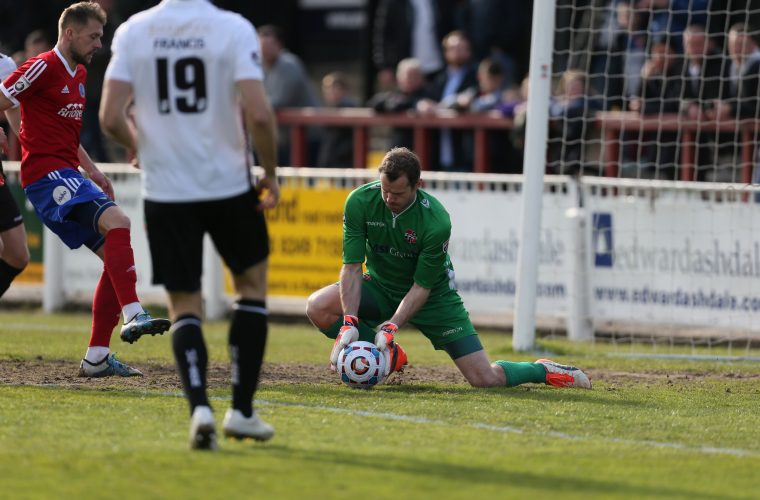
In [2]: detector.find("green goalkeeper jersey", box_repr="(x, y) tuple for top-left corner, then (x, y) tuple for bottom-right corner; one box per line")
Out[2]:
(342, 181), (455, 300)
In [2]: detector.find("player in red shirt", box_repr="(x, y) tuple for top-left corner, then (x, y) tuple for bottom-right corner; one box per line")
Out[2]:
(0, 2), (170, 377)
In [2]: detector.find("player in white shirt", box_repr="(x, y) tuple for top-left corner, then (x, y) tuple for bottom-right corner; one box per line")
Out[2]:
(100, 0), (279, 451)
(0, 52), (30, 300)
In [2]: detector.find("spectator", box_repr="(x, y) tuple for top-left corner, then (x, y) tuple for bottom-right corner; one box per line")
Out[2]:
(317, 72), (356, 168)
(417, 30), (478, 171)
(719, 23), (760, 186)
(681, 23), (731, 181)
(547, 69), (601, 175)
(629, 40), (683, 179)
(259, 24), (321, 166)
(372, 0), (448, 91)
(367, 58), (430, 150)
(23, 30), (52, 60)
(722, 23), (760, 121)
(608, 0), (651, 110)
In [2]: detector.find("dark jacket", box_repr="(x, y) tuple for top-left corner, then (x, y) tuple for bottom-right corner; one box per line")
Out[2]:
(367, 87), (431, 150)
(426, 65), (478, 171)
(372, 0), (451, 74)
(729, 55), (760, 119)
(682, 52), (730, 108)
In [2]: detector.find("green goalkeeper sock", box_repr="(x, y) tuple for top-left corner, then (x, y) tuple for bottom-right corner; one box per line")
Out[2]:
(495, 361), (547, 387)
(320, 318), (376, 342)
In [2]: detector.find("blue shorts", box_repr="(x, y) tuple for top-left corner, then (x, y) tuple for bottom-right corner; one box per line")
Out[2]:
(24, 168), (115, 251)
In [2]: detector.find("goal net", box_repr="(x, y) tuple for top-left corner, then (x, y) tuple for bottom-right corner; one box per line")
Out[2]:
(538, 0), (760, 352)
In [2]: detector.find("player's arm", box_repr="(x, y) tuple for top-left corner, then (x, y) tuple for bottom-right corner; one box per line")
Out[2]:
(99, 79), (137, 153)
(0, 93), (14, 113)
(4, 106), (20, 135)
(377, 221), (451, 350)
(339, 263), (363, 317)
(77, 144), (115, 200)
(237, 79), (279, 209)
(328, 190), (367, 365)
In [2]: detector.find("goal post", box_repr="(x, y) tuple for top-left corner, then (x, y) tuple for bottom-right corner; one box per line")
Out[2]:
(513, 0), (557, 352)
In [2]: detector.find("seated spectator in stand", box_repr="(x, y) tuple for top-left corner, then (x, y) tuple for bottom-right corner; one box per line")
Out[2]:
(714, 23), (760, 185)
(366, 58), (430, 150)
(259, 25), (321, 166)
(629, 40), (683, 179)
(547, 70), (601, 175)
(456, 58), (520, 173)
(316, 72), (356, 168)
(416, 30), (478, 172)
(604, 0), (650, 111)
(23, 30), (52, 60)
(681, 24), (731, 181)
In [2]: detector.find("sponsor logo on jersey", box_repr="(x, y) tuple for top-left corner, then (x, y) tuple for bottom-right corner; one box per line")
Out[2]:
(366, 221), (385, 227)
(57, 103), (84, 119)
(442, 239), (449, 253)
(421, 198), (430, 208)
(78, 83), (85, 97)
(61, 85), (70, 94)
(404, 229), (417, 244)
(52, 186), (72, 205)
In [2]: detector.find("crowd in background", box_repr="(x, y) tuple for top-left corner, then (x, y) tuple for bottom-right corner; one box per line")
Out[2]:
(2, 0), (760, 180)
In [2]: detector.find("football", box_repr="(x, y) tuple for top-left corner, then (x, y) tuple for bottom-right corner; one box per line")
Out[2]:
(337, 340), (388, 389)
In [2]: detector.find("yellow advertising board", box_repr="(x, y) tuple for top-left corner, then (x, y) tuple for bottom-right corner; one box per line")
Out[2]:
(264, 185), (351, 297)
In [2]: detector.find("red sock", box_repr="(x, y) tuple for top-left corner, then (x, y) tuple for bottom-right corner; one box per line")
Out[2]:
(103, 228), (139, 307)
(89, 269), (121, 347)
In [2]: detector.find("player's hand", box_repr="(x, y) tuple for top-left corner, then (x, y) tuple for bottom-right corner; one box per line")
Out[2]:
(256, 174), (280, 211)
(375, 322), (398, 352)
(329, 315), (360, 370)
(89, 169), (115, 200)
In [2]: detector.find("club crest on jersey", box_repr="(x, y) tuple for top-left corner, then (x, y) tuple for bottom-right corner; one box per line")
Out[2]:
(78, 83), (85, 97)
(52, 186), (72, 205)
(421, 198), (430, 208)
(404, 229), (417, 244)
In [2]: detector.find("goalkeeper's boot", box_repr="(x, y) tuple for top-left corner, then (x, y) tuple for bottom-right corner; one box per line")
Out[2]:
(222, 409), (275, 442)
(189, 405), (217, 451)
(535, 359), (591, 389)
(388, 342), (409, 373)
(120, 311), (171, 344)
(78, 353), (143, 377)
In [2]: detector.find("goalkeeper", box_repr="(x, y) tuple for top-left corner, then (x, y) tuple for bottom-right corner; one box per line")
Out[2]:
(306, 147), (591, 389)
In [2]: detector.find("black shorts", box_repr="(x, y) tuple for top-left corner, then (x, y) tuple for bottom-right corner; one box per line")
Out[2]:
(144, 189), (269, 292)
(0, 177), (23, 232)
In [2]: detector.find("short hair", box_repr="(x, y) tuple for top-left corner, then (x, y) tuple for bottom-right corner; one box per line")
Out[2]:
(25, 30), (49, 49)
(442, 30), (470, 49)
(378, 147), (421, 186)
(258, 25), (284, 44)
(323, 71), (350, 90)
(397, 58), (422, 75)
(58, 2), (106, 36)
(478, 58), (503, 78)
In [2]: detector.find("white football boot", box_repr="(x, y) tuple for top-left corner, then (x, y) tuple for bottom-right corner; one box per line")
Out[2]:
(189, 405), (217, 450)
(222, 409), (275, 441)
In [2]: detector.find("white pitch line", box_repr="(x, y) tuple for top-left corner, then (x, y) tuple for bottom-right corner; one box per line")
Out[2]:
(13, 385), (760, 458)
(182, 391), (759, 458)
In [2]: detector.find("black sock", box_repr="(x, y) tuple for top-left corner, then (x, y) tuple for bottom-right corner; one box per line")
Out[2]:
(0, 259), (23, 299)
(171, 314), (209, 415)
(229, 299), (268, 418)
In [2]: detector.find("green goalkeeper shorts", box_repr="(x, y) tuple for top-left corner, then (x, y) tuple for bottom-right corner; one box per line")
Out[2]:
(356, 274), (480, 355)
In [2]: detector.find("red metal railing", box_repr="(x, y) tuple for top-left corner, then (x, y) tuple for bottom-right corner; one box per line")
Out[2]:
(275, 107), (513, 173)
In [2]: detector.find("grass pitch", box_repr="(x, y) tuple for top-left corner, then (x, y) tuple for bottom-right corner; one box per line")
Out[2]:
(1, 311), (759, 499)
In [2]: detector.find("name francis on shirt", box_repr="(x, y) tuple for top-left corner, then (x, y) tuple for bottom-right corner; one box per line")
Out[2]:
(153, 38), (204, 50)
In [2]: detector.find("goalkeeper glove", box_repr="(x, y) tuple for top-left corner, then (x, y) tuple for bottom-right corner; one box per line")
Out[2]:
(329, 315), (360, 370)
(375, 322), (398, 352)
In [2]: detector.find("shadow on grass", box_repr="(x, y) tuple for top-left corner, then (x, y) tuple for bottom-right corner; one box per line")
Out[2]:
(227, 444), (721, 499)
